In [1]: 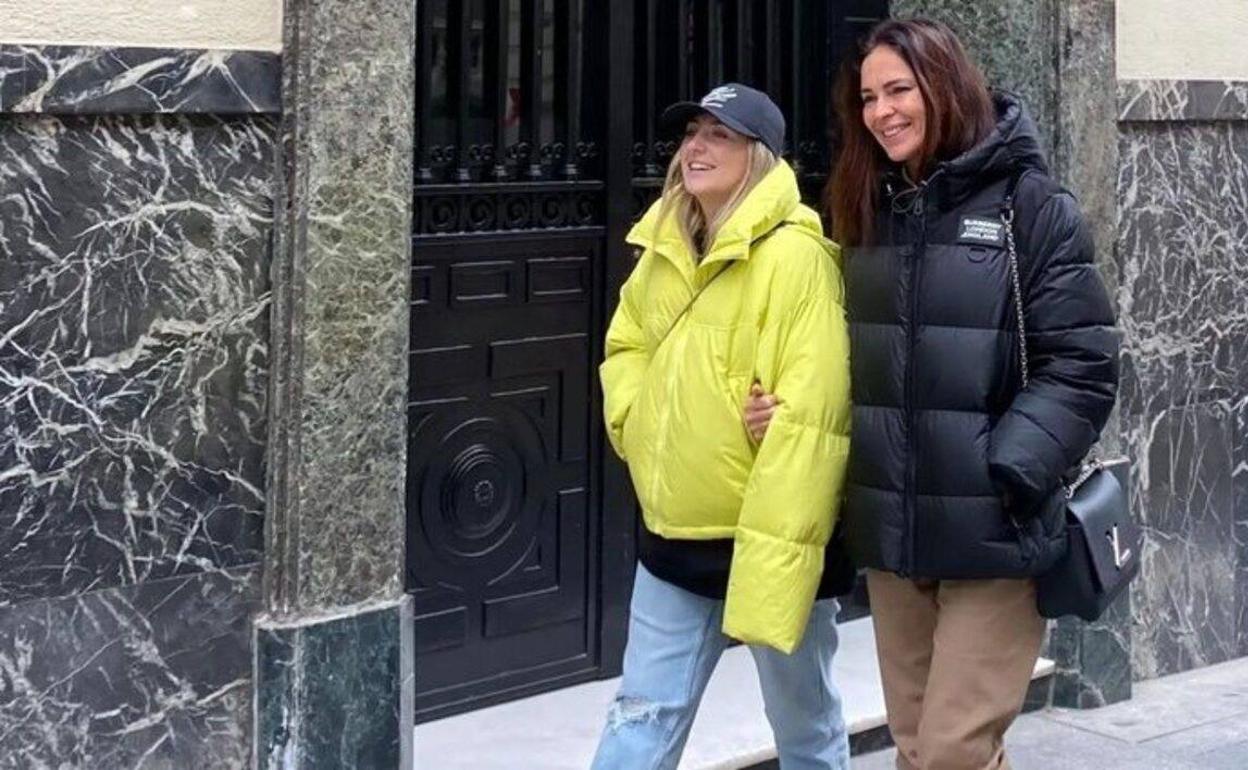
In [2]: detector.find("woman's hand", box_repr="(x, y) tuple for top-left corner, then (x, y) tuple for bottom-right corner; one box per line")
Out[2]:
(743, 381), (780, 443)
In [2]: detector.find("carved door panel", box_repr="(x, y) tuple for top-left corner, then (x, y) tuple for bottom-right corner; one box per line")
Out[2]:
(408, 233), (601, 720)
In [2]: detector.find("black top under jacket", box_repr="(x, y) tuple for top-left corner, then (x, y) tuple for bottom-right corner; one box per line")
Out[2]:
(841, 92), (1120, 580)
(639, 526), (857, 602)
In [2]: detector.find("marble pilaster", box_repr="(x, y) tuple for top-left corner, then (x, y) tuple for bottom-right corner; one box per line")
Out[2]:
(255, 0), (416, 766)
(256, 600), (414, 769)
(1050, 594), (1134, 708)
(263, 0), (414, 618)
(1045, 0), (1135, 708)
(1055, 0), (1119, 331)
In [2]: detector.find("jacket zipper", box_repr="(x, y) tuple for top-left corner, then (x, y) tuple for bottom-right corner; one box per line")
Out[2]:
(902, 189), (930, 578)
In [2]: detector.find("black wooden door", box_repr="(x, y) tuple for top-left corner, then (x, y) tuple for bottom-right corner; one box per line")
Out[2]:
(408, 232), (604, 721)
(407, 0), (888, 722)
(406, 0), (619, 722)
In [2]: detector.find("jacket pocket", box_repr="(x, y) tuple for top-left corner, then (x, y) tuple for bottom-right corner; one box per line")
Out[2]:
(620, 366), (662, 512)
(652, 323), (755, 529)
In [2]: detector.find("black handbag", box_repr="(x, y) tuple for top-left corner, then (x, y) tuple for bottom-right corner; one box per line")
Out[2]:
(1036, 458), (1140, 621)
(1000, 177), (1139, 622)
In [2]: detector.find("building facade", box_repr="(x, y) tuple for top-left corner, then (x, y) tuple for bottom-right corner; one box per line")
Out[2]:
(0, 0), (1245, 767)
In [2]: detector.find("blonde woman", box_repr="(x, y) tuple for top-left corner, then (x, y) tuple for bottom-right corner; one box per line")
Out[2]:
(591, 83), (853, 770)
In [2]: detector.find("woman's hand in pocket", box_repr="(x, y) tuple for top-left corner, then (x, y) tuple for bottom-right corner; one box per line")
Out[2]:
(743, 381), (780, 443)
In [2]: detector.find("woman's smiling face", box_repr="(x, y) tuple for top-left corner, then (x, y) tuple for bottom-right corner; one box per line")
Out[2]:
(860, 44), (928, 177)
(680, 114), (750, 215)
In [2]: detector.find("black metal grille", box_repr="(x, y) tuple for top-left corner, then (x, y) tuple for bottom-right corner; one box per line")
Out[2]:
(413, 0), (889, 234)
(413, 0), (602, 237)
(628, 0), (889, 213)
(415, 0), (594, 185)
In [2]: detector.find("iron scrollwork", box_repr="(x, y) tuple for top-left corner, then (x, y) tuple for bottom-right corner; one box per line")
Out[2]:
(633, 139), (677, 179)
(415, 140), (603, 185)
(415, 182), (604, 237)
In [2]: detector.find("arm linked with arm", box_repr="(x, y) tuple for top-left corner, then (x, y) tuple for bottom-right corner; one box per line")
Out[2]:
(721, 256), (852, 654)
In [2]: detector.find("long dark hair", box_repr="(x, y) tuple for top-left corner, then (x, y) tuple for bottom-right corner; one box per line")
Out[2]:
(827, 18), (996, 247)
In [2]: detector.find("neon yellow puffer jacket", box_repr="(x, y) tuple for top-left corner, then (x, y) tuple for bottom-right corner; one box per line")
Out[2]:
(601, 161), (851, 653)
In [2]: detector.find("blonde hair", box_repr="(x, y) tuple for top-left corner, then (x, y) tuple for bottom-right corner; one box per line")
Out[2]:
(655, 139), (779, 260)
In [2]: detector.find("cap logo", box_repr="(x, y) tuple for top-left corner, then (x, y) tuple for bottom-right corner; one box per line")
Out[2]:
(701, 86), (738, 108)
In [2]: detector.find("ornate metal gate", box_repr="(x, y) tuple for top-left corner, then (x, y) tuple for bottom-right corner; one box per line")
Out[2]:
(407, 0), (889, 722)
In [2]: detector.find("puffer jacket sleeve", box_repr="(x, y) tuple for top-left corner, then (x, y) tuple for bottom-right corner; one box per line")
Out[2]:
(721, 242), (852, 654)
(599, 262), (651, 460)
(987, 190), (1120, 513)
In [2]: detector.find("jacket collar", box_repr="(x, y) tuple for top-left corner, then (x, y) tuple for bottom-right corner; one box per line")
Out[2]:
(626, 161), (815, 274)
(882, 91), (1050, 213)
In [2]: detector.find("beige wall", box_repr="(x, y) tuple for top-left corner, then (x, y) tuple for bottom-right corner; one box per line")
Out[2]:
(1118, 0), (1248, 80)
(0, 0), (282, 51)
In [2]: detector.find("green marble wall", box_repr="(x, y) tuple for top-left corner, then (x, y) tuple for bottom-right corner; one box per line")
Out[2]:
(257, 603), (414, 768)
(890, 0), (1059, 155)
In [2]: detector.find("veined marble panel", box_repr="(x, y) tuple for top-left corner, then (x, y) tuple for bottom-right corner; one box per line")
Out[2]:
(1235, 396), (1248, 657)
(1051, 594), (1133, 708)
(0, 45), (280, 115)
(890, 0), (1058, 155)
(0, 567), (259, 769)
(1110, 28), (1248, 688)
(1116, 121), (1248, 415)
(1129, 402), (1238, 680)
(1119, 80), (1248, 123)
(255, 598), (414, 770)
(0, 113), (274, 606)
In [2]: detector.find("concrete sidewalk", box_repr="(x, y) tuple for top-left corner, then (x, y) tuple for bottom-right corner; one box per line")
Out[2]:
(853, 655), (1248, 769)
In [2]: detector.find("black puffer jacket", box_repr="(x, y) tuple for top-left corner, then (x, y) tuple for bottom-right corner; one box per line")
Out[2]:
(842, 92), (1119, 579)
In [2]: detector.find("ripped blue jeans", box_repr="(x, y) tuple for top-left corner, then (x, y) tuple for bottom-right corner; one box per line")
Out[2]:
(591, 563), (849, 770)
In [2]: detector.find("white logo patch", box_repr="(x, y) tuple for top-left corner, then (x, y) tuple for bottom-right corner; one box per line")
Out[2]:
(957, 216), (1006, 247)
(701, 86), (739, 108)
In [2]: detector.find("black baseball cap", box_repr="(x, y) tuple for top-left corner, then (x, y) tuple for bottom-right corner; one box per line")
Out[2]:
(660, 83), (786, 156)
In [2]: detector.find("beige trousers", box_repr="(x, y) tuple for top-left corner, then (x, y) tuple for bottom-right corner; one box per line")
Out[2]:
(866, 569), (1046, 770)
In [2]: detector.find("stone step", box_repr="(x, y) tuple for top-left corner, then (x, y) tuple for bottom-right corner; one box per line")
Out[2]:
(414, 616), (1055, 770)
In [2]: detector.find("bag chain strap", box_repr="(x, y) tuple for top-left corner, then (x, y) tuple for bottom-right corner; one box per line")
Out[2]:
(655, 260), (732, 351)
(1000, 203), (1030, 390)
(1065, 457), (1106, 499)
(1002, 178), (1103, 500)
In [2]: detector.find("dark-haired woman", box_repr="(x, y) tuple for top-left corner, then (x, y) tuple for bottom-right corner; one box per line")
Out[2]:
(745, 18), (1119, 770)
